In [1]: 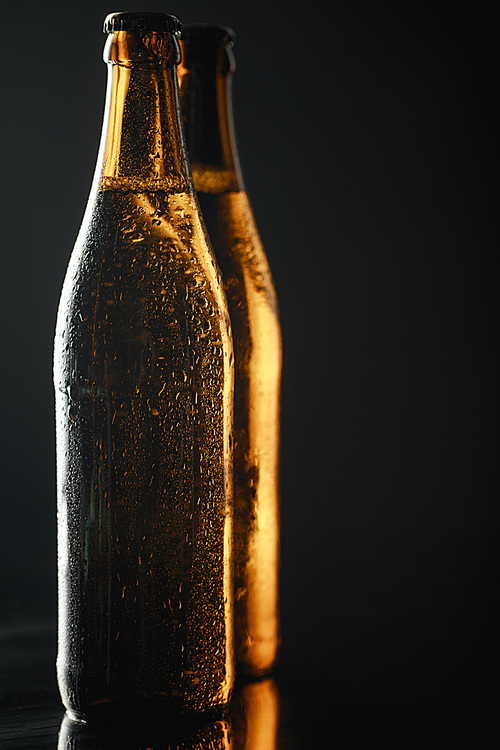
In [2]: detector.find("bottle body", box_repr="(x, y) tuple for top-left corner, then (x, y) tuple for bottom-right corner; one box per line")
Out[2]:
(54, 15), (234, 720)
(196, 191), (281, 676)
(179, 26), (282, 676)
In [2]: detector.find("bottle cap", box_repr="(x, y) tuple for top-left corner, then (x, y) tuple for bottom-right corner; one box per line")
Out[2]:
(182, 24), (236, 47)
(104, 12), (182, 35)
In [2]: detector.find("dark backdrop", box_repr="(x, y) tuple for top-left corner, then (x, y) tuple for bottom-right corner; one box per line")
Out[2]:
(1, 0), (496, 733)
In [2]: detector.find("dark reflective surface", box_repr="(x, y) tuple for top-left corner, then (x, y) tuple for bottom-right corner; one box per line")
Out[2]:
(0, 619), (496, 747)
(0, 621), (298, 749)
(230, 678), (280, 749)
(58, 712), (231, 749)
(57, 678), (280, 749)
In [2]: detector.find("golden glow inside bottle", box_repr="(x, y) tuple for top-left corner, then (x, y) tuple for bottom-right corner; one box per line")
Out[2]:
(178, 25), (282, 676)
(53, 13), (234, 721)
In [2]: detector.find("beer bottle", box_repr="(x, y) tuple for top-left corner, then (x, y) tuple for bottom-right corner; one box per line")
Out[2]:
(53, 12), (234, 722)
(178, 26), (282, 676)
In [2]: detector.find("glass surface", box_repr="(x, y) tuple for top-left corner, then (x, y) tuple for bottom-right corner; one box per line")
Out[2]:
(54, 20), (233, 720)
(179, 27), (282, 678)
(55, 188), (233, 718)
(57, 678), (280, 748)
(196, 191), (281, 677)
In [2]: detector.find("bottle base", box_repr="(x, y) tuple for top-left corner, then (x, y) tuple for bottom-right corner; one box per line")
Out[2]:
(64, 697), (229, 727)
(61, 705), (231, 747)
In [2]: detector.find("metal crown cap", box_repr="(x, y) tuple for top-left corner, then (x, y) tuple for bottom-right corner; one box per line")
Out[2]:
(181, 24), (236, 47)
(104, 12), (182, 35)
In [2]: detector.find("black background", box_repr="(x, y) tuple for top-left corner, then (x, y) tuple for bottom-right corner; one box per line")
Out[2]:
(1, 0), (496, 738)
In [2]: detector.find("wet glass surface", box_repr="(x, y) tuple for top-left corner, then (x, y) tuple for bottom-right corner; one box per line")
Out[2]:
(0, 616), (495, 747)
(0, 619), (300, 749)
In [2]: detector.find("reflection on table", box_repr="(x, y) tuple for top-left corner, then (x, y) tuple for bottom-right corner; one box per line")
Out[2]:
(57, 677), (280, 749)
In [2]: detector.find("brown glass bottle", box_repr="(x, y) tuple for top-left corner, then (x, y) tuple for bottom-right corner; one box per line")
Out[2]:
(53, 13), (234, 721)
(178, 26), (282, 677)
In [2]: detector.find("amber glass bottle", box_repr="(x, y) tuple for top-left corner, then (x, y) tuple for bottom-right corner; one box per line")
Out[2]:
(178, 26), (282, 676)
(54, 13), (234, 721)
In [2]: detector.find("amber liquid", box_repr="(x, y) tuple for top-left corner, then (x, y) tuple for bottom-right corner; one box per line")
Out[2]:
(231, 678), (279, 750)
(196, 189), (282, 676)
(54, 187), (233, 719)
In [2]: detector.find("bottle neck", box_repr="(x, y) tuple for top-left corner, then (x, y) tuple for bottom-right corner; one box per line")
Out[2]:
(178, 38), (243, 194)
(96, 30), (191, 193)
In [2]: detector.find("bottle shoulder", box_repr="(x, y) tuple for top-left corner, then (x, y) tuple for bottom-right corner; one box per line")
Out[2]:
(54, 188), (233, 390)
(58, 188), (225, 306)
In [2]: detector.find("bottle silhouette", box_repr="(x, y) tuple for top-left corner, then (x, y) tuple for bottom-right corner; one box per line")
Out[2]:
(54, 13), (234, 722)
(178, 25), (282, 676)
